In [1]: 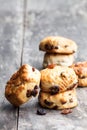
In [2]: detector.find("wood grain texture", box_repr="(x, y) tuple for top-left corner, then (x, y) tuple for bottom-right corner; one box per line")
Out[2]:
(18, 0), (87, 130)
(0, 0), (23, 129)
(1, 0), (87, 130)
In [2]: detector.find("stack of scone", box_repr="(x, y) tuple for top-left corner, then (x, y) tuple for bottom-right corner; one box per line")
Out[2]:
(39, 36), (77, 68)
(39, 64), (78, 110)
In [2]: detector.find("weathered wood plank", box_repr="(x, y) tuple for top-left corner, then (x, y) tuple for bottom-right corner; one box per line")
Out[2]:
(18, 0), (87, 130)
(0, 0), (24, 129)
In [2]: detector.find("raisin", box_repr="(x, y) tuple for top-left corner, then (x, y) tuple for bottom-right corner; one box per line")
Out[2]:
(69, 98), (73, 103)
(69, 93), (71, 96)
(32, 67), (35, 72)
(47, 64), (56, 69)
(61, 109), (72, 115)
(64, 45), (68, 48)
(73, 50), (75, 53)
(37, 108), (46, 115)
(50, 86), (59, 95)
(60, 99), (67, 104)
(39, 46), (41, 50)
(7, 94), (11, 98)
(54, 46), (58, 49)
(34, 85), (38, 89)
(26, 90), (31, 97)
(75, 64), (78, 67)
(44, 99), (53, 106)
(31, 89), (38, 97)
(53, 105), (58, 110)
(67, 83), (78, 90)
(80, 76), (86, 79)
(60, 72), (66, 78)
(45, 44), (54, 50)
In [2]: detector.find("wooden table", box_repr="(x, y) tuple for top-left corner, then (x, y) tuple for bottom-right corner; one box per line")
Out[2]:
(0, 0), (87, 129)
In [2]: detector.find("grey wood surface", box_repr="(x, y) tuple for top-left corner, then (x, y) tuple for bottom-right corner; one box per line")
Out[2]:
(0, 0), (23, 129)
(1, 0), (87, 130)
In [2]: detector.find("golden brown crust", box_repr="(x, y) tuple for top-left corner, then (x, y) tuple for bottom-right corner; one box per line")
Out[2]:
(43, 53), (74, 68)
(70, 61), (87, 87)
(70, 61), (87, 77)
(39, 36), (77, 54)
(5, 64), (41, 106)
(39, 89), (78, 109)
(78, 77), (87, 87)
(40, 65), (78, 94)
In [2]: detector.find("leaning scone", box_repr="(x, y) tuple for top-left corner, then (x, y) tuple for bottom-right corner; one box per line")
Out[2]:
(40, 65), (78, 94)
(39, 89), (77, 109)
(39, 36), (77, 54)
(5, 64), (41, 106)
(70, 61), (87, 87)
(43, 53), (74, 68)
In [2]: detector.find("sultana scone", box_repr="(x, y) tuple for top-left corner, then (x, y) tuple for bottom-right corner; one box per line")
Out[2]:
(39, 36), (77, 54)
(39, 89), (78, 109)
(43, 53), (74, 68)
(5, 64), (41, 106)
(70, 61), (87, 87)
(40, 65), (78, 94)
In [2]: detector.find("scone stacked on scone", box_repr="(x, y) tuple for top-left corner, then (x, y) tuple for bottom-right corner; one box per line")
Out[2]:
(5, 64), (41, 107)
(39, 65), (78, 109)
(39, 36), (77, 68)
(70, 61), (87, 87)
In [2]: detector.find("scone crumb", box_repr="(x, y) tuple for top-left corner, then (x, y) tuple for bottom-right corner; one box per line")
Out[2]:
(61, 108), (72, 114)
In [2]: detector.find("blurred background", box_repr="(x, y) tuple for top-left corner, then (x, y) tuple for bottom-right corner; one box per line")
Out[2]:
(0, 0), (87, 130)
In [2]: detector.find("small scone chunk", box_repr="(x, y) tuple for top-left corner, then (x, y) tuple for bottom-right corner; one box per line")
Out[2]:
(5, 64), (41, 106)
(43, 53), (74, 68)
(40, 65), (78, 94)
(70, 61), (87, 87)
(39, 36), (77, 54)
(39, 89), (77, 109)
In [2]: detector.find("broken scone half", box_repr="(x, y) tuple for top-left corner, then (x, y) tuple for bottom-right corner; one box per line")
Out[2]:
(5, 64), (41, 106)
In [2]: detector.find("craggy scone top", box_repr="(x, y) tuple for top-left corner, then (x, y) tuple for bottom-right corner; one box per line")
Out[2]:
(40, 64), (78, 94)
(5, 64), (41, 106)
(39, 36), (77, 54)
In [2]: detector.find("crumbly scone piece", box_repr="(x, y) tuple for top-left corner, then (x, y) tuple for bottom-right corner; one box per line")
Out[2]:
(40, 65), (78, 94)
(78, 77), (87, 87)
(39, 36), (77, 54)
(5, 64), (41, 106)
(43, 53), (74, 68)
(70, 61), (87, 87)
(39, 89), (78, 109)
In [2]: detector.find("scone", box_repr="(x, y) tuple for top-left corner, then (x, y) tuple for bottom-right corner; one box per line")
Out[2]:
(43, 53), (74, 68)
(39, 89), (78, 109)
(39, 36), (77, 54)
(70, 61), (87, 87)
(40, 65), (78, 94)
(5, 64), (41, 106)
